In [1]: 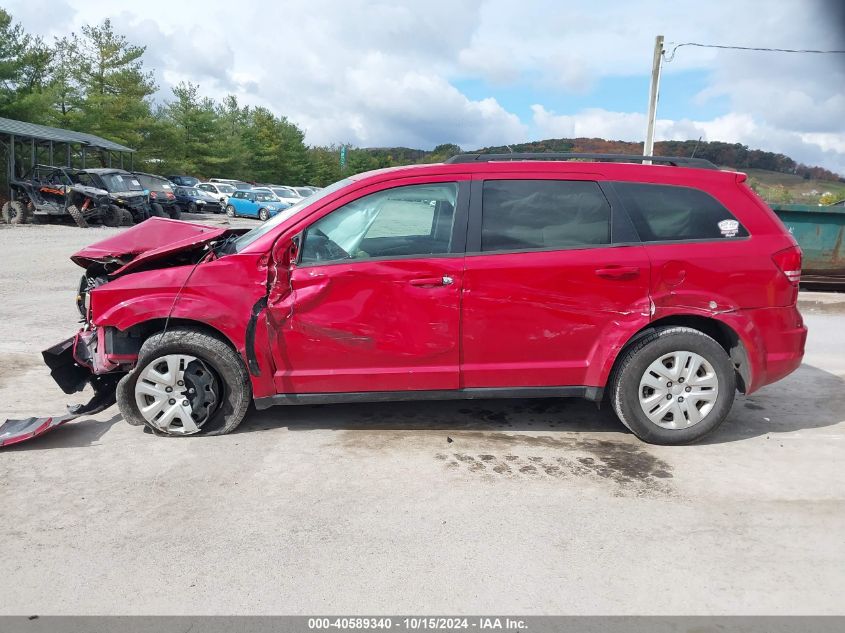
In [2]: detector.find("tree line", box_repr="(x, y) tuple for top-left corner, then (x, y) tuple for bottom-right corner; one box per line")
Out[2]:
(1, 8), (840, 189)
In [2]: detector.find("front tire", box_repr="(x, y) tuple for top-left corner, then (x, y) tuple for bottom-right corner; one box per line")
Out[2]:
(102, 204), (121, 227)
(116, 328), (251, 436)
(609, 326), (735, 445)
(6, 200), (27, 224)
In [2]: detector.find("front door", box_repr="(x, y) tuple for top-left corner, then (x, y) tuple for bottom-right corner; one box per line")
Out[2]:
(460, 176), (651, 389)
(268, 179), (468, 394)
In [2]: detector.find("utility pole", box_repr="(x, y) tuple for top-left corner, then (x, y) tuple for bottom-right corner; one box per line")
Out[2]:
(643, 34), (664, 161)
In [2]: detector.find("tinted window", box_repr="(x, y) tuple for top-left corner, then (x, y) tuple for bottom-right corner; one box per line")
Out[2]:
(481, 180), (610, 251)
(300, 182), (458, 264)
(614, 183), (748, 242)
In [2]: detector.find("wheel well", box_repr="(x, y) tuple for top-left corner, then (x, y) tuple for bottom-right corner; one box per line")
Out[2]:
(615, 315), (750, 393)
(111, 319), (241, 362)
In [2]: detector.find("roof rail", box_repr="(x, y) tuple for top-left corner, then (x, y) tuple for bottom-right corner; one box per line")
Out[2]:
(444, 152), (718, 170)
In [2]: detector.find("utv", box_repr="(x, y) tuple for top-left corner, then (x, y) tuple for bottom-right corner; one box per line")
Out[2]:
(75, 169), (155, 224)
(2, 164), (131, 228)
(132, 172), (181, 220)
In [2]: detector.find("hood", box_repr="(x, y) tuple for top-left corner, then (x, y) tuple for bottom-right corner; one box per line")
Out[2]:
(71, 217), (231, 276)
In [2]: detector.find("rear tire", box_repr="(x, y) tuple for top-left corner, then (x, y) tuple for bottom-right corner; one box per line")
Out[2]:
(609, 326), (735, 445)
(225, 205), (235, 217)
(116, 328), (251, 437)
(168, 206), (181, 220)
(150, 202), (167, 218)
(6, 200), (27, 224)
(119, 209), (134, 226)
(258, 208), (269, 221)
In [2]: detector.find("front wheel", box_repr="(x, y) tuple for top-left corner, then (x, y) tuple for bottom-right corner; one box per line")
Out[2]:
(609, 326), (735, 445)
(116, 328), (251, 436)
(225, 205), (235, 217)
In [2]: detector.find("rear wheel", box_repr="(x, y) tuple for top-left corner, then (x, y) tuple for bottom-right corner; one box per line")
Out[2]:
(226, 205), (235, 217)
(6, 200), (27, 224)
(258, 207), (269, 221)
(609, 326), (735, 445)
(119, 209), (134, 226)
(168, 206), (181, 220)
(150, 202), (167, 218)
(116, 328), (251, 436)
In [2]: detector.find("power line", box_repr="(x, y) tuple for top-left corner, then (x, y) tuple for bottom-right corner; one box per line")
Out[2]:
(664, 42), (845, 62)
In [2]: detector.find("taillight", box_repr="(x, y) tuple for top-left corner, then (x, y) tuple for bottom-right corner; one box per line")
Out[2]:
(772, 245), (802, 285)
(149, 191), (157, 199)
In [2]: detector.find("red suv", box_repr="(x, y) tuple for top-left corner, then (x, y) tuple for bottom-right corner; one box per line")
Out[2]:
(42, 153), (807, 445)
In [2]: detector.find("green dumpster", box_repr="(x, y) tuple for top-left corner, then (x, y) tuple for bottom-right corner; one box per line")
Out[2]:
(770, 203), (845, 285)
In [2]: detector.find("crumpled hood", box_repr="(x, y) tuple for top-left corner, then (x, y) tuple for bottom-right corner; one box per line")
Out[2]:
(71, 217), (231, 275)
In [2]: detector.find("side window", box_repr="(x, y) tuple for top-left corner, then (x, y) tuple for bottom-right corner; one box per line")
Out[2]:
(232, 191), (243, 199)
(614, 182), (749, 242)
(481, 180), (611, 252)
(300, 182), (458, 264)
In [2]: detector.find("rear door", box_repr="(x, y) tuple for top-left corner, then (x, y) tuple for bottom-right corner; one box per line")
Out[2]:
(460, 175), (651, 390)
(267, 177), (469, 394)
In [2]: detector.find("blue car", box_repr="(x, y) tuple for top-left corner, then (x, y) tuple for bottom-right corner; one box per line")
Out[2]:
(173, 186), (223, 214)
(225, 190), (290, 220)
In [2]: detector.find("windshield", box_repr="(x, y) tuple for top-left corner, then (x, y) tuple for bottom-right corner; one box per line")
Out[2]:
(180, 177), (199, 186)
(185, 188), (201, 196)
(136, 174), (172, 191)
(100, 173), (144, 192)
(255, 193), (276, 202)
(234, 182), (252, 190)
(218, 184), (236, 193)
(233, 178), (353, 252)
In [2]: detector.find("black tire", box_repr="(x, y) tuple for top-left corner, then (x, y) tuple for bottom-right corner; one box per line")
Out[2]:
(119, 209), (134, 226)
(225, 204), (235, 218)
(116, 328), (251, 436)
(7, 200), (27, 224)
(188, 202), (197, 214)
(102, 204), (121, 227)
(67, 204), (89, 228)
(150, 202), (167, 218)
(258, 207), (269, 221)
(168, 205), (182, 220)
(609, 326), (736, 445)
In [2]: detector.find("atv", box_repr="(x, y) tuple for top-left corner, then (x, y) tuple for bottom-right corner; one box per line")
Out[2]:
(75, 169), (155, 225)
(2, 164), (131, 228)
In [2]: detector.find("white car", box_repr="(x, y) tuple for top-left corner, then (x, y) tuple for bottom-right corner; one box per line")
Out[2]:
(254, 186), (303, 206)
(197, 182), (237, 206)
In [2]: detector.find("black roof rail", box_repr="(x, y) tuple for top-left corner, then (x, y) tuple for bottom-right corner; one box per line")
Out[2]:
(444, 152), (718, 170)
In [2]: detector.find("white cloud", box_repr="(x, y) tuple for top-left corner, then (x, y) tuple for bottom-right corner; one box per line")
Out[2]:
(4, 0), (844, 173)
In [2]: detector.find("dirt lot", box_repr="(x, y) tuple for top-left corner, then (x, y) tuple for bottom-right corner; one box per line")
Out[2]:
(1, 220), (844, 615)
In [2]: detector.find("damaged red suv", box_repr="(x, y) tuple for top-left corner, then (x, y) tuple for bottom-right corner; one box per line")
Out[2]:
(37, 153), (807, 445)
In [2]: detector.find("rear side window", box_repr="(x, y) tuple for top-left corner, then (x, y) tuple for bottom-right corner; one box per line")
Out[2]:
(614, 182), (748, 242)
(481, 180), (611, 251)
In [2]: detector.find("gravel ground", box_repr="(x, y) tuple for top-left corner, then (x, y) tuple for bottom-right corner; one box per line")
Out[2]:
(0, 220), (843, 615)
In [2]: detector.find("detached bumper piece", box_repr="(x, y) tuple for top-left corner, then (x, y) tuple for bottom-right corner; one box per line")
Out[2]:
(0, 337), (120, 448)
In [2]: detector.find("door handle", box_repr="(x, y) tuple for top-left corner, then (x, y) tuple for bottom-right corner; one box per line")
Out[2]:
(410, 276), (454, 287)
(595, 266), (640, 280)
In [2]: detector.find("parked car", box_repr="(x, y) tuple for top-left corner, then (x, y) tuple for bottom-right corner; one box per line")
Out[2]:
(197, 182), (236, 206)
(2, 164), (133, 227)
(225, 189), (290, 220)
(133, 172), (180, 220)
(168, 175), (200, 188)
(173, 186), (223, 214)
(256, 186), (302, 206)
(32, 153), (806, 445)
(209, 178), (252, 190)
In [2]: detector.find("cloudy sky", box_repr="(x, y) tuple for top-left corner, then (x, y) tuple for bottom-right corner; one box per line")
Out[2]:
(6, 0), (845, 173)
